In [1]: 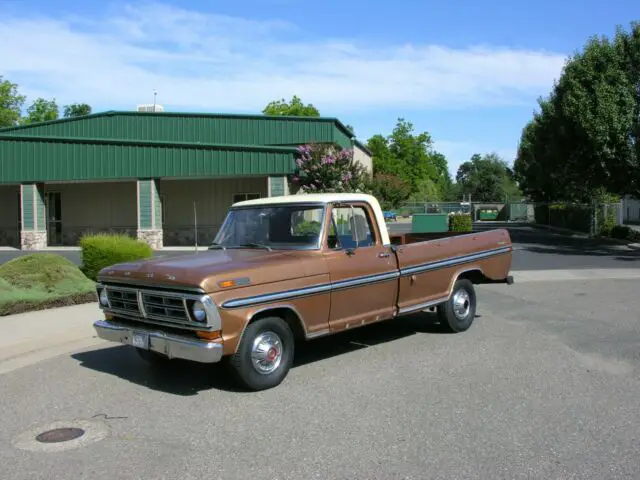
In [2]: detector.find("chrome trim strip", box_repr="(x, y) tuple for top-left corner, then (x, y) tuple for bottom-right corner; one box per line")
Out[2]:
(99, 278), (206, 293)
(397, 296), (448, 315)
(221, 246), (511, 309)
(306, 328), (331, 339)
(331, 270), (400, 291)
(399, 246), (511, 277)
(221, 270), (399, 309)
(99, 311), (214, 332)
(222, 283), (333, 309)
(137, 291), (147, 317)
(235, 303), (310, 346)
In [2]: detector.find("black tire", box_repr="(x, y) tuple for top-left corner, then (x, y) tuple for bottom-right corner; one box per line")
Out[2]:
(136, 348), (173, 365)
(437, 278), (477, 333)
(228, 316), (295, 391)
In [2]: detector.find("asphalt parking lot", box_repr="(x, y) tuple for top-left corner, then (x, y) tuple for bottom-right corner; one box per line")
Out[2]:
(2, 224), (640, 478)
(2, 275), (640, 479)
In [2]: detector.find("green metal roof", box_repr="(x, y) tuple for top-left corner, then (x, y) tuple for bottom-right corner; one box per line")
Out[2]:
(0, 136), (296, 183)
(0, 110), (355, 147)
(0, 110), (364, 184)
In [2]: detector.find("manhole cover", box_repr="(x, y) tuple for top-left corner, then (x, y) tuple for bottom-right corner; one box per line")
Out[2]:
(13, 419), (108, 452)
(36, 427), (86, 443)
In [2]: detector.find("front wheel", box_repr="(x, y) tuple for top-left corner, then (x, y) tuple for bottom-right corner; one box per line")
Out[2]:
(437, 278), (477, 333)
(228, 316), (295, 391)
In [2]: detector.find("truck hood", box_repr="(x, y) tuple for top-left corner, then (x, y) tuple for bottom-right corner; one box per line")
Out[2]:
(97, 248), (324, 292)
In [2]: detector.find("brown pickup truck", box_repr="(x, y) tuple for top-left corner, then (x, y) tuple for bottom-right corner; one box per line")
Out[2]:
(94, 193), (513, 390)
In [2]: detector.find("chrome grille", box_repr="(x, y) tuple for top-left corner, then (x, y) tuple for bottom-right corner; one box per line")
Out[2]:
(97, 282), (221, 332)
(141, 293), (189, 322)
(106, 289), (141, 315)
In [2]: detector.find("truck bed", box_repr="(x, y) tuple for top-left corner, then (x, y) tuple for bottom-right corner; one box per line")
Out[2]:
(389, 230), (479, 245)
(390, 228), (513, 315)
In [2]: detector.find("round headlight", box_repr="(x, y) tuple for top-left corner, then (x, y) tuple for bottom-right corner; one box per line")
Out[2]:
(99, 288), (109, 307)
(192, 301), (207, 322)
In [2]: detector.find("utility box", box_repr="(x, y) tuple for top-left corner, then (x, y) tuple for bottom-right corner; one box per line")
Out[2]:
(411, 213), (449, 233)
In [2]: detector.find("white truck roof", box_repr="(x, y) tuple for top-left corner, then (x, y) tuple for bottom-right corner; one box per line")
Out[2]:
(232, 193), (391, 245)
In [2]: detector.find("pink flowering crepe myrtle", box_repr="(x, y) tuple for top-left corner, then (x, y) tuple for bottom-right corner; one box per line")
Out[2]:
(291, 143), (370, 193)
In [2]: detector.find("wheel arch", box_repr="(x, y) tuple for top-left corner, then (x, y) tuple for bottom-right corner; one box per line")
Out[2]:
(447, 267), (487, 298)
(243, 305), (307, 344)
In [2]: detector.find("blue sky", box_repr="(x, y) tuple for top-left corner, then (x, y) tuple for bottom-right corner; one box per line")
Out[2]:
(1, 0), (638, 176)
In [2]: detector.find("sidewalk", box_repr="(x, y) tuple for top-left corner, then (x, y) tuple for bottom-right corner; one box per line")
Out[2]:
(0, 303), (106, 375)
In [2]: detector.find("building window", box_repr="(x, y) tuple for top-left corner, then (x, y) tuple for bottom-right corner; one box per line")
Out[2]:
(233, 193), (260, 204)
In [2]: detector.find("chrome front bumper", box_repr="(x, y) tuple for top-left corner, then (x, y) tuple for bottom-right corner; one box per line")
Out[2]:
(93, 319), (224, 363)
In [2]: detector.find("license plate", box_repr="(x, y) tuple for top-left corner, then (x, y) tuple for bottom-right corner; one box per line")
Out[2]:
(131, 332), (149, 349)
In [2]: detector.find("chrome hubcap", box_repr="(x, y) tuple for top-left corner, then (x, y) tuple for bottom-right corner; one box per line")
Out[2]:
(452, 289), (471, 320)
(250, 331), (283, 375)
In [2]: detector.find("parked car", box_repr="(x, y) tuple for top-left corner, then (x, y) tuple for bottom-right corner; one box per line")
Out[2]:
(383, 210), (397, 221)
(93, 193), (514, 391)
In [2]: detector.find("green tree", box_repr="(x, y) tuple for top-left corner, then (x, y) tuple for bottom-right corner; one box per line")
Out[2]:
(0, 76), (26, 128)
(262, 95), (320, 117)
(63, 103), (92, 117)
(369, 174), (412, 209)
(366, 118), (451, 201)
(514, 22), (640, 200)
(23, 97), (59, 124)
(456, 153), (521, 202)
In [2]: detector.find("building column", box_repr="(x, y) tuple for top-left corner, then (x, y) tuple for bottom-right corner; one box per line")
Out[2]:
(137, 179), (163, 249)
(268, 176), (289, 197)
(20, 183), (47, 250)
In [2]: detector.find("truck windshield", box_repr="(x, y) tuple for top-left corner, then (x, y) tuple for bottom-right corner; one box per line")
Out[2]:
(212, 204), (325, 250)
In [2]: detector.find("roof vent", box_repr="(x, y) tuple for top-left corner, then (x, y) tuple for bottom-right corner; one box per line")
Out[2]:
(136, 104), (164, 112)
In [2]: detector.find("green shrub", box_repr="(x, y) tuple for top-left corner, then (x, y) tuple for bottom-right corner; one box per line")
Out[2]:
(449, 213), (472, 232)
(607, 225), (640, 242)
(0, 253), (96, 316)
(599, 217), (617, 237)
(534, 204), (592, 233)
(80, 233), (153, 281)
(293, 220), (321, 235)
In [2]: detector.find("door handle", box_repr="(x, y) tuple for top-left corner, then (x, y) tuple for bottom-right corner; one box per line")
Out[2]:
(378, 252), (390, 258)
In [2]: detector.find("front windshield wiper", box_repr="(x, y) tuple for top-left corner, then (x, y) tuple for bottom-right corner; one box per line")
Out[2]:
(237, 242), (273, 252)
(208, 242), (227, 250)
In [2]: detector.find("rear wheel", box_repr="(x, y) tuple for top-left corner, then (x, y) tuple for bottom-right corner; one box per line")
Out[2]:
(228, 316), (294, 391)
(437, 279), (477, 333)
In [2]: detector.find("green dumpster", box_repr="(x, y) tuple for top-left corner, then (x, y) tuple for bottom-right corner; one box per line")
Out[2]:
(411, 213), (449, 233)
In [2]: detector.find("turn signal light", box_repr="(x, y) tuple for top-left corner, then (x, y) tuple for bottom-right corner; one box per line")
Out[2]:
(218, 280), (236, 288)
(196, 330), (222, 341)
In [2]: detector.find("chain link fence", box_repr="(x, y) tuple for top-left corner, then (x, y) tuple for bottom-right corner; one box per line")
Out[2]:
(396, 200), (624, 236)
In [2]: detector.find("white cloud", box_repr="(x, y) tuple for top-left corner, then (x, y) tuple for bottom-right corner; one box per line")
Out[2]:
(0, 1), (567, 116)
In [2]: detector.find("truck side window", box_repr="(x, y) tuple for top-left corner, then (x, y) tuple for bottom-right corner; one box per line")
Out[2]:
(327, 220), (340, 249)
(331, 205), (376, 248)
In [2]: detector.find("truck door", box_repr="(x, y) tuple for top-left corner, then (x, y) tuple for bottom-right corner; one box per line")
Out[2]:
(323, 201), (398, 332)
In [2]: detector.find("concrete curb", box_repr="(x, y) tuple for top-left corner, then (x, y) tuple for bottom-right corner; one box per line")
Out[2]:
(510, 269), (640, 283)
(528, 224), (640, 250)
